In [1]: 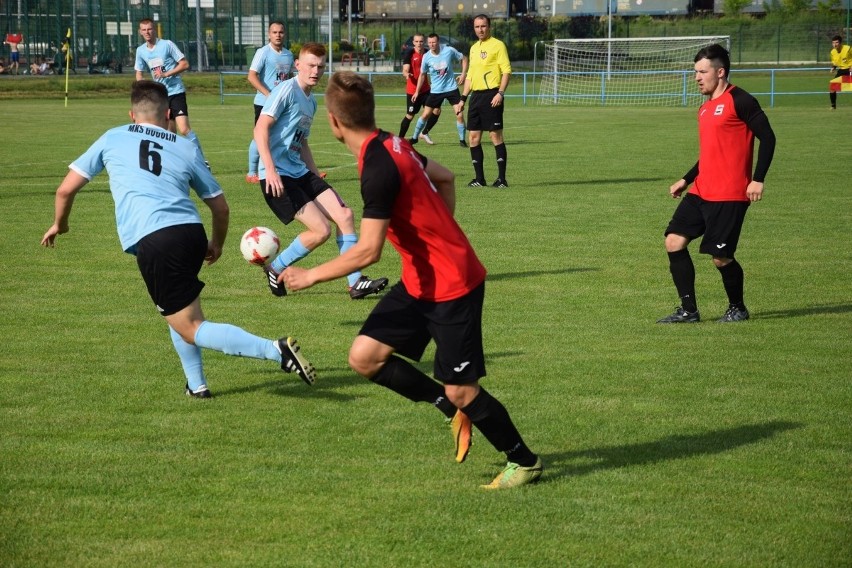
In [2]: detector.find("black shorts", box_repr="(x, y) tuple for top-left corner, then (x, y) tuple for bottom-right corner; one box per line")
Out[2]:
(425, 89), (462, 109)
(664, 193), (750, 258)
(467, 88), (504, 132)
(405, 93), (426, 116)
(168, 92), (190, 119)
(260, 172), (337, 225)
(359, 281), (487, 385)
(254, 104), (263, 124)
(135, 223), (207, 316)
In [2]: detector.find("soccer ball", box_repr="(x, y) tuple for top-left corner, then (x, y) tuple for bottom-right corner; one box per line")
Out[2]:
(240, 226), (280, 266)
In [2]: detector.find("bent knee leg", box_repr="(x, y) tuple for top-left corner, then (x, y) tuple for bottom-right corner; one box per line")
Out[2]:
(348, 337), (388, 378)
(334, 207), (355, 233)
(300, 223), (332, 249)
(665, 233), (689, 253)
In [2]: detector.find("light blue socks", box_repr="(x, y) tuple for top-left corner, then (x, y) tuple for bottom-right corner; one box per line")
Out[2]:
(194, 321), (281, 362)
(411, 117), (426, 140)
(270, 237), (312, 274)
(169, 325), (206, 391)
(248, 139), (259, 175)
(337, 234), (362, 286)
(268, 234), (362, 286)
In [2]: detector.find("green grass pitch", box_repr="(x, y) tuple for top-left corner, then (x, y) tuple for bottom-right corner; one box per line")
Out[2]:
(0, 88), (849, 566)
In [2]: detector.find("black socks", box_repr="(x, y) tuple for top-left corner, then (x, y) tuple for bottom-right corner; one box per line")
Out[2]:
(370, 355), (456, 418)
(717, 259), (746, 309)
(462, 388), (536, 466)
(667, 249), (697, 312)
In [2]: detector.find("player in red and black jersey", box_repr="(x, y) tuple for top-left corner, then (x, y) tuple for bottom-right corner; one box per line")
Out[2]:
(283, 70), (542, 489)
(659, 44), (776, 324)
(398, 34), (440, 142)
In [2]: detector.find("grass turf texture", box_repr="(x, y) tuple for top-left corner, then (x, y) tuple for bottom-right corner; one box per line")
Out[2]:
(0, 89), (849, 566)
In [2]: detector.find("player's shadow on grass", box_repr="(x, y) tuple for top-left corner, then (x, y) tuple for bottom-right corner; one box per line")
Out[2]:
(541, 420), (802, 480)
(532, 176), (666, 190)
(508, 138), (569, 146)
(216, 371), (369, 402)
(756, 303), (852, 319)
(487, 267), (598, 282)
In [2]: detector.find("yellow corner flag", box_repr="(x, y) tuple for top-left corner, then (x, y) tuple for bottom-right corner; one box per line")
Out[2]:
(64, 28), (72, 107)
(829, 75), (852, 93)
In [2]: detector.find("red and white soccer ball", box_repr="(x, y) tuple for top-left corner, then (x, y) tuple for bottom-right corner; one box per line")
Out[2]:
(240, 226), (280, 266)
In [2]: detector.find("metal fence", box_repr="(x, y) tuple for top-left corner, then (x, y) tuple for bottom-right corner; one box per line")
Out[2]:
(1, 0), (353, 72)
(219, 67), (838, 108)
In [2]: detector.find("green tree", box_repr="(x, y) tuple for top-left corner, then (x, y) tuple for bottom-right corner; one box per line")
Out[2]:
(724, 0), (753, 15)
(782, 0), (813, 13)
(816, 0), (843, 14)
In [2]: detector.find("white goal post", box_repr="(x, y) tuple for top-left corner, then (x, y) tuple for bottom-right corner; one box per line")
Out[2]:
(537, 36), (731, 106)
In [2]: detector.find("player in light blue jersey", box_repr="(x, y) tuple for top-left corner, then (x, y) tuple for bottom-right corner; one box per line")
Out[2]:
(134, 18), (208, 166)
(41, 81), (316, 398)
(254, 43), (388, 300)
(245, 21), (294, 184)
(410, 34), (468, 147)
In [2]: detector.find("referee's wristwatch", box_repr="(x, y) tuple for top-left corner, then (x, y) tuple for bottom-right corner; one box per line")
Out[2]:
(497, 90), (505, 97)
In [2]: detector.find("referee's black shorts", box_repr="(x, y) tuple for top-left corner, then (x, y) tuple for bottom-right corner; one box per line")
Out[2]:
(467, 88), (504, 132)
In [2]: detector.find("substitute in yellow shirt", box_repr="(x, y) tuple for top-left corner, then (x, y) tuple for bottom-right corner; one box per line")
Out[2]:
(829, 34), (851, 109)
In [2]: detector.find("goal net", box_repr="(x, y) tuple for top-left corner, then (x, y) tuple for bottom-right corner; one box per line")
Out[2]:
(537, 36), (731, 106)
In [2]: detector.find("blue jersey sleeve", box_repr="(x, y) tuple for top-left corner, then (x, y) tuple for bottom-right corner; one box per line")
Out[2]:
(189, 153), (224, 200)
(70, 133), (108, 180)
(166, 40), (186, 65)
(249, 46), (266, 73)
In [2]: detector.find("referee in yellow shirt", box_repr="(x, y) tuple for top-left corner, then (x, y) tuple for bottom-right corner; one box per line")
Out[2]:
(459, 14), (512, 188)
(829, 35), (851, 110)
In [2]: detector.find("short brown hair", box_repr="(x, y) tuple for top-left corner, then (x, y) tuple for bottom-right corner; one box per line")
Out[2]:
(300, 42), (327, 59)
(326, 71), (375, 130)
(131, 80), (168, 114)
